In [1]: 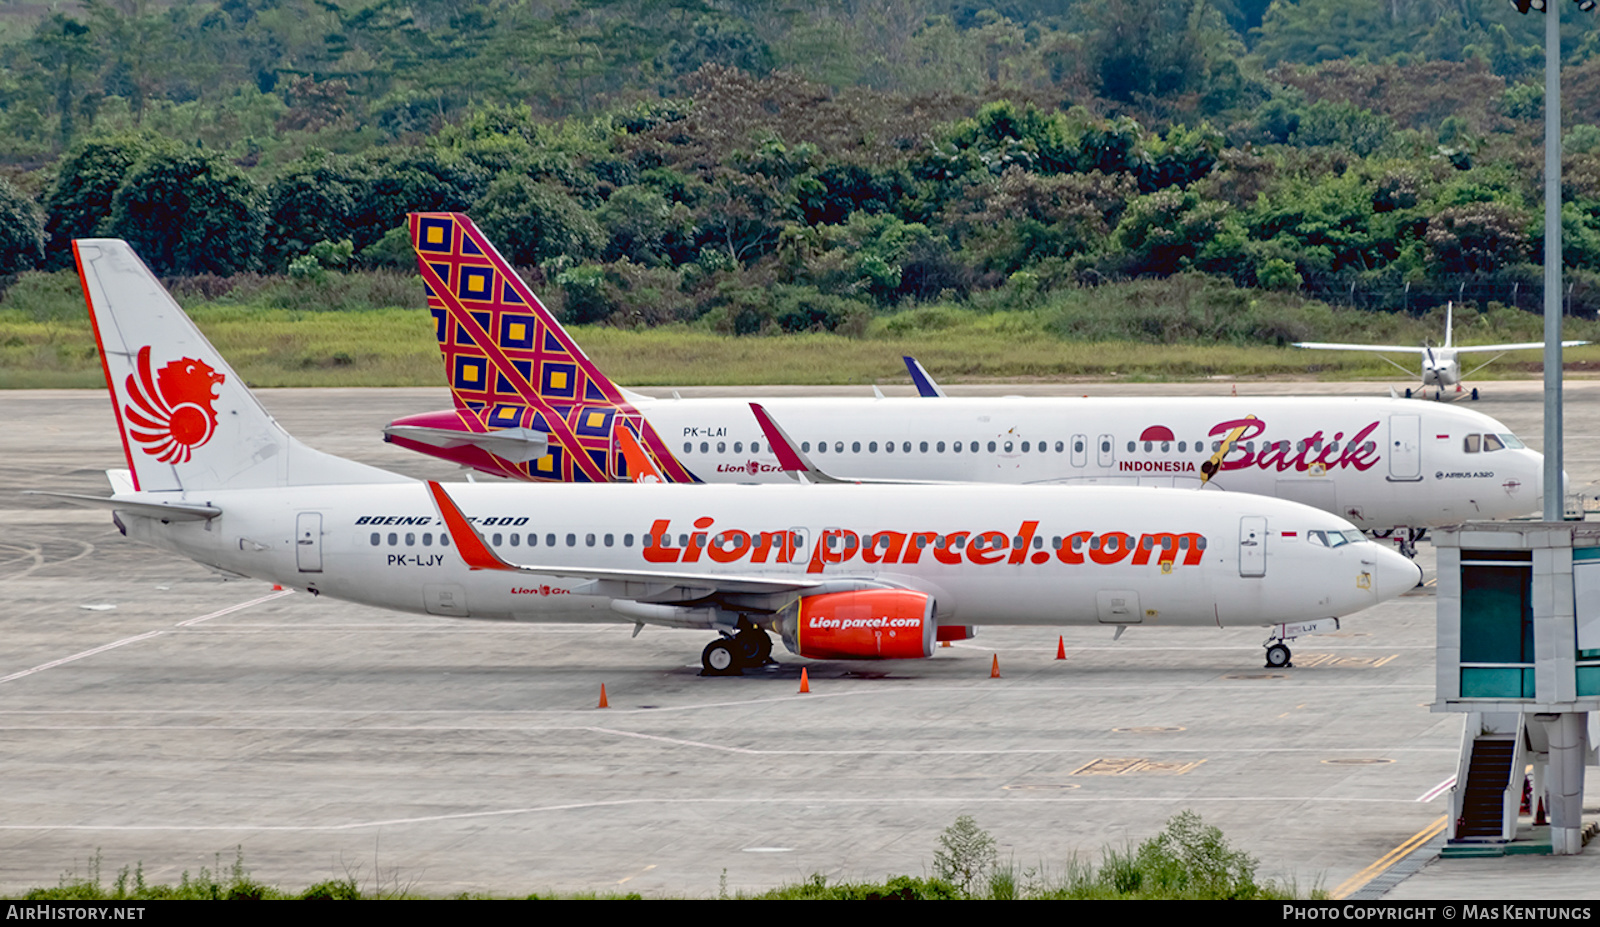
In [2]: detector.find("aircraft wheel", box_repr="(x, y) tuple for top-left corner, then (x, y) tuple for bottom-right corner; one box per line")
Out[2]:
(701, 640), (740, 676)
(733, 628), (772, 666)
(1265, 644), (1292, 669)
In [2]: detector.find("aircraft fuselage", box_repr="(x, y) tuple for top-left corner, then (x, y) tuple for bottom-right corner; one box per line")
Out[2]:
(122, 481), (1418, 631)
(390, 396), (1544, 530)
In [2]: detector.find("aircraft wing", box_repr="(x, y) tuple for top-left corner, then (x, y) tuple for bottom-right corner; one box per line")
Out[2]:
(1451, 341), (1590, 353)
(1292, 342), (1429, 354)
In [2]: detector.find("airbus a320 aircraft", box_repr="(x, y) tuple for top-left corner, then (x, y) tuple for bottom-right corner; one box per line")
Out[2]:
(1294, 302), (1588, 401)
(385, 214), (1548, 557)
(47, 239), (1420, 673)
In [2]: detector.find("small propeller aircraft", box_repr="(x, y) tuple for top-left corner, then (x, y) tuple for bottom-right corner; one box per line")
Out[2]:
(1293, 302), (1587, 400)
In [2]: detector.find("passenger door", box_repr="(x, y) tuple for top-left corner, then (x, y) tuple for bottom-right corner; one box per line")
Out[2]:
(1388, 415), (1421, 481)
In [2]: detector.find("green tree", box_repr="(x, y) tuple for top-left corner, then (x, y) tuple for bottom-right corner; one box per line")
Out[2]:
(262, 150), (365, 271)
(1425, 202), (1528, 274)
(1113, 188), (1228, 277)
(476, 174), (603, 268)
(28, 14), (98, 149)
(0, 177), (46, 274)
(107, 148), (262, 275)
(596, 184), (693, 266)
(43, 133), (160, 268)
(932, 815), (997, 899)
(1085, 0), (1204, 103)
(347, 148), (485, 254)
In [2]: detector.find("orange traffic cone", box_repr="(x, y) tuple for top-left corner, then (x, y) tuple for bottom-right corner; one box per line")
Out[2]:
(990, 654), (1001, 678)
(597, 684), (609, 709)
(1056, 636), (1066, 660)
(799, 668), (811, 693)
(272, 584), (283, 591)
(941, 640), (951, 648)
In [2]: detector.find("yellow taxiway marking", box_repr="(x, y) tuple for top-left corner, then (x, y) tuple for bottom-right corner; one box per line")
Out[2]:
(1329, 815), (1447, 900)
(1290, 653), (1399, 669)
(616, 864), (656, 885)
(1071, 757), (1206, 776)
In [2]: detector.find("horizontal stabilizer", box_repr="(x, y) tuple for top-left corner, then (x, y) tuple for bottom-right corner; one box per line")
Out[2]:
(23, 490), (220, 521)
(384, 424), (550, 464)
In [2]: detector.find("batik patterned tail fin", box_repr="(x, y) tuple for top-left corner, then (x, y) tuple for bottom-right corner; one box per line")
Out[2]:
(408, 213), (696, 483)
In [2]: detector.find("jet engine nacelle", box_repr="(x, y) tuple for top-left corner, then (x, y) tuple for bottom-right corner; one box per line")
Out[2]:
(775, 589), (936, 660)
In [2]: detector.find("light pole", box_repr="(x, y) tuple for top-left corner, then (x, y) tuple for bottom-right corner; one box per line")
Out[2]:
(1510, 0), (1592, 520)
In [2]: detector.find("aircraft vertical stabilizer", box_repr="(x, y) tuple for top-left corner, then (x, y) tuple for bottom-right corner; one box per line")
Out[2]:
(74, 239), (402, 493)
(406, 213), (696, 484)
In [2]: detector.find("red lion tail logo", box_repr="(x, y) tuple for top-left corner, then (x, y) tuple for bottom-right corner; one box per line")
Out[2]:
(123, 346), (225, 463)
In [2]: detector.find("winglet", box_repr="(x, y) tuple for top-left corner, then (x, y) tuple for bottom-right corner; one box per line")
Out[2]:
(426, 481), (515, 571)
(903, 356), (946, 398)
(616, 423), (666, 483)
(749, 403), (850, 484)
(750, 403), (809, 472)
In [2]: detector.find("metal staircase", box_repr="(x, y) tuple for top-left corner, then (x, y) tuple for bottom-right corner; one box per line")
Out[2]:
(1449, 713), (1527, 845)
(1458, 737), (1518, 838)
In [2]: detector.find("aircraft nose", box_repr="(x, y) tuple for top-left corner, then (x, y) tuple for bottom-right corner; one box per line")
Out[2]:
(1368, 543), (1423, 600)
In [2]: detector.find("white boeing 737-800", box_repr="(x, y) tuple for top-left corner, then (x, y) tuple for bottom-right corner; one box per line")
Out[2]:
(384, 215), (1548, 557)
(45, 239), (1420, 673)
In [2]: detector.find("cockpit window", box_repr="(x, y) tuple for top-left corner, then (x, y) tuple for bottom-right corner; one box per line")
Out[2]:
(1308, 529), (1368, 548)
(1483, 434), (1504, 452)
(1464, 434), (1480, 454)
(1499, 433), (1524, 450)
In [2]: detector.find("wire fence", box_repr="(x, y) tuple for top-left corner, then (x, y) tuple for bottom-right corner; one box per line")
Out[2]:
(1298, 275), (1600, 317)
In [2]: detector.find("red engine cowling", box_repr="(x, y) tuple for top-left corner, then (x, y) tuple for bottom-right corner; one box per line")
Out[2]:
(775, 589), (936, 660)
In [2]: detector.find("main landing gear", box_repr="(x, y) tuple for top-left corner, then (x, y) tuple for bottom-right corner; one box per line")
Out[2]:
(1371, 528), (1426, 560)
(1398, 527), (1426, 561)
(700, 619), (774, 676)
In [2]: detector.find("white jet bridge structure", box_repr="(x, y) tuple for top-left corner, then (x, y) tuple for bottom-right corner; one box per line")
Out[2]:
(1435, 522), (1600, 855)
